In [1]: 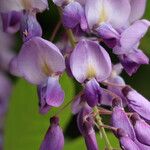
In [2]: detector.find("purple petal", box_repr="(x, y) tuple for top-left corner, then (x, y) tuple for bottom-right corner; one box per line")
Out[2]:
(37, 84), (51, 114)
(131, 113), (150, 146)
(134, 140), (150, 150)
(62, 2), (88, 31)
(70, 39), (112, 83)
(95, 23), (120, 48)
(71, 93), (85, 114)
(84, 78), (102, 107)
(106, 77), (127, 107)
(85, 0), (131, 29)
(0, 48), (15, 72)
(112, 63), (123, 76)
(45, 76), (64, 107)
(117, 129), (140, 150)
(9, 56), (23, 77)
(17, 37), (65, 85)
(111, 106), (135, 139)
(40, 117), (64, 150)
(1, 11), (22, 34)
(120, 137), (140, 150)
(76, 0), (86, 5)
(122, 87), (150, 121)
(129, 0), (147, 23)
(20, 11), (42, 42)
(119, 49), (149, 76)
(0, 0), (48, 12)
(114, 19), (150, 54)
(84, 132), (99, 150)
(52, 0), (68, 7)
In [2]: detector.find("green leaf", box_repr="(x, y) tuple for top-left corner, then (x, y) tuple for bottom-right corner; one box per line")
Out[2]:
(4, 72), (75, 150)
(64, 133), (119, 150)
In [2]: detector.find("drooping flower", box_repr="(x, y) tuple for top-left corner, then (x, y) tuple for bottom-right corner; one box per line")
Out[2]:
(40, 116), (64, 150)
(70, 39), (111, 107)
(113, 19), (150, 75)
(10, 37), (66, 113)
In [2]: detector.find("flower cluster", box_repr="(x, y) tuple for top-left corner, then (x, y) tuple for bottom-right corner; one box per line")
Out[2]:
(0, 0), (150, 150)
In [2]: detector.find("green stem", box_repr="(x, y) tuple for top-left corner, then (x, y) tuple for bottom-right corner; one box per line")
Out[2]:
(50, 20), (61, 42)
(66, 29), (76, 48)
(93, 106), (113, 150)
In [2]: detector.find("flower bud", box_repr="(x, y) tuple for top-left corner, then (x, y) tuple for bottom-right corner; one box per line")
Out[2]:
(40, 116), (64, 150)
(117, 128), (140, 150)
(131, 113), (150, 146)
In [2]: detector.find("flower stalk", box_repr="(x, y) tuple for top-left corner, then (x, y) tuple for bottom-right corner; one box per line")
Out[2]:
(93, 106), (113, 150)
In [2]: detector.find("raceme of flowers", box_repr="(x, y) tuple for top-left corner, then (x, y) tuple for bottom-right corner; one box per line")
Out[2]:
(0, 0), (150, 150)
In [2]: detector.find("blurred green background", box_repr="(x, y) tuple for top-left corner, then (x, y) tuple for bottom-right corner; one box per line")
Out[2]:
(4, 1), (150, 150)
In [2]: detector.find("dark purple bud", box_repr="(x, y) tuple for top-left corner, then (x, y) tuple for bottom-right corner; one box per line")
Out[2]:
(40, 116), (64, 150)
(37, 76), (64, 114)
(77, 106), (98, 150)
(117, 128), (140, 150)
(20, 11), (42, 42)
(1, 11), (22, 34)
(131, 113), (150, 146)
(84, 78), (102, 107)
(122, 87), (150, 121)
(111, 104), (135, 140)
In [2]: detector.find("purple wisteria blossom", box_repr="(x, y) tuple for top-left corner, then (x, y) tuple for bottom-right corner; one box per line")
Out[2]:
(40, 117), (64, 150)
(70, 39), (111, 107)
(0, 0), (150, 149)
(10, 37), (66, 113)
